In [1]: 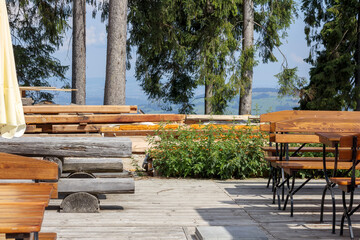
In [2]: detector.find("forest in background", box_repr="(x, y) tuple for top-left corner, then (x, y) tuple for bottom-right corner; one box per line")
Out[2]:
(7, 0), (360, 114)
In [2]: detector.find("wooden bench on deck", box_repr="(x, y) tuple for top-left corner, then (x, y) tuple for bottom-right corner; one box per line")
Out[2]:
(0, 152), (58, 240)
(260, 110), (360, 234)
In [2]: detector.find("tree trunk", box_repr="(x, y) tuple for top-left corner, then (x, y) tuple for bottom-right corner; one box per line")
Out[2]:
(239, 0), (254, 115)
(104, 0), (127, 105)
(204, 81), (213, 114)
(355, 6), (360, 110)
(71, 0), (86, 105)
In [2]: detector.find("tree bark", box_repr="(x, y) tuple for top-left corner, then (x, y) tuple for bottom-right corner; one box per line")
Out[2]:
(355, 6), (360, 110)
(204, 81), (213, 114)
(239, 0), (254, 115)
(104, 0), (127, 105)
(71, 0), (86, 105)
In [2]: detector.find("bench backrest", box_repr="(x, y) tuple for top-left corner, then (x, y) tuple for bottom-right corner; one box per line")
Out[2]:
(0, 152), (58, 198)
(260, 110), (360, 123)
(272, 118), (360, 133)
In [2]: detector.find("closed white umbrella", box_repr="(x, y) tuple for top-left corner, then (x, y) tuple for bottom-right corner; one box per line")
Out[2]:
(0, 0), (26, 139)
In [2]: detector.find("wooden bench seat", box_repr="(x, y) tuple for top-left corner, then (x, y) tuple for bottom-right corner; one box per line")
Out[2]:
(330, 177), (360, 193)
(265, 156), (335, 162)
(38, 233), (57, 240)
(262, 146), (336, 153)
(274, 161), (357, 175)
(0, 152), (59, 240)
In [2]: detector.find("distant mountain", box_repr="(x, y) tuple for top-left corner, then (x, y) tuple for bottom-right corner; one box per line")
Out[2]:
(50, 77), (298, 114)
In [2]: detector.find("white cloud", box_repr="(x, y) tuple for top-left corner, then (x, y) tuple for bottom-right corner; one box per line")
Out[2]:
(290, 53), (305, 64)
(86, 26), (106, 46)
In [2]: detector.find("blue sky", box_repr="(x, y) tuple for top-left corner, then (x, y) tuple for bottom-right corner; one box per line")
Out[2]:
(53, 4), (312, 103)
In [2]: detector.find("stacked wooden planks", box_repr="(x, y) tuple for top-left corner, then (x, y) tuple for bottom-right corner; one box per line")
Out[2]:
(24, 105), (258, 135)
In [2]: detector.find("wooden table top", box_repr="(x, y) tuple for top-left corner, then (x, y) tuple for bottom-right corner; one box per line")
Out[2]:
(315, 132), (357, 147)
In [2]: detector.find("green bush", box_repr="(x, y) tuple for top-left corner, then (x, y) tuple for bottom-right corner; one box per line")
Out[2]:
(147, 124), (268, 179)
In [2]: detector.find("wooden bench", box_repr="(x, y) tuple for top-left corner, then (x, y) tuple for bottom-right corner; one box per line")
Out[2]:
(260, 111), (360, 190)
(328, 133), (360, 239)
(260, 110), (360, 234)
(0, 137), (135, 213)
(0, 152), (58, 240)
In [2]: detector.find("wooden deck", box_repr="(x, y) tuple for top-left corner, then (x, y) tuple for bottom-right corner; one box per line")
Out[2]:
(42, 178), (360, 239)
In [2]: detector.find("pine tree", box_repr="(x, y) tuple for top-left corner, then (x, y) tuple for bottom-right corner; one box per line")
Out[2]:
(298, 1), (360, 110)
(104, 0), (127, 105)
(7, 0), (71, 103)
(71, 0), (86, 105)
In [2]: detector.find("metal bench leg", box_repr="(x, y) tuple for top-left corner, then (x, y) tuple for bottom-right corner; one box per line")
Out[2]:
(266, 165), (272, 189)
(320, 185), (327, 223)
(340, 191), (355, 239)
(34, 232), (39, 240)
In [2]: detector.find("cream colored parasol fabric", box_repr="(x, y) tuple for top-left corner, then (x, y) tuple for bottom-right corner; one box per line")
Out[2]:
(0, 0), (26, 139)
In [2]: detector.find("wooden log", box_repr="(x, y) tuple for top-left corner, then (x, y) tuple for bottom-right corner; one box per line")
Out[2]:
(60, 192), (100, 213)
(0, 137), (132, 158)
(62, 158), (124, 173)
(25, 114), (185, 124)
(61, 172), (131, 178)
(58, 178), (134, 194)
(23, 105), (137, 114)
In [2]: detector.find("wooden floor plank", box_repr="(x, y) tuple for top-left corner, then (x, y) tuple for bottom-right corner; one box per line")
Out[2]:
(41, 178), (358, 239)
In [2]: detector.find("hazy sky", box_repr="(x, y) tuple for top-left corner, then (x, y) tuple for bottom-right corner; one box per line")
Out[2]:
(53, 4), (312, 99)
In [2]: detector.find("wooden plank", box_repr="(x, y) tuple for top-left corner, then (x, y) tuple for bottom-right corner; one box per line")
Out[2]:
(52, 124), (106, 133)
(58, 178), (134, 194)
(25, 114), (185, 124)
(38, 232), (57, 240)
(273, 134), (320, 143)
(275, 118), (360, 133)
(0, 137), (132, 158)
(23, 133), (102, 137)
(260, 110), (360, 122)
(25, 125), (43, 133)
(185, 115), (255, 123)
(262, 146), (336, 153)
(0, 153), (58, 180)
(259, 124), (270, 132)
(23, 105), (136, 114)
(62, 158), (124, 173)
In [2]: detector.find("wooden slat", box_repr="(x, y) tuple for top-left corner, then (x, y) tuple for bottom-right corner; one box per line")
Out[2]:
(39, 232), (57, 240)
(0, 153), (58, 180)
(259, 124), (270, 132)
(273, 134), (320, 143)
(0, 204), (45, 233)
(23, 105), (137, 114)
(262, 146), (336, 153)
(275, 118), (360, 133)
(265, 156), (335, 162)
(274, 161), (359, 172)
(25, 125), (42, 133)
(25, 114), (185, 124)
(260, 110), (360, 122)
(52, 124), (106, 133)
(185, 115), (254, 123)
(330, 177), (360, 186)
